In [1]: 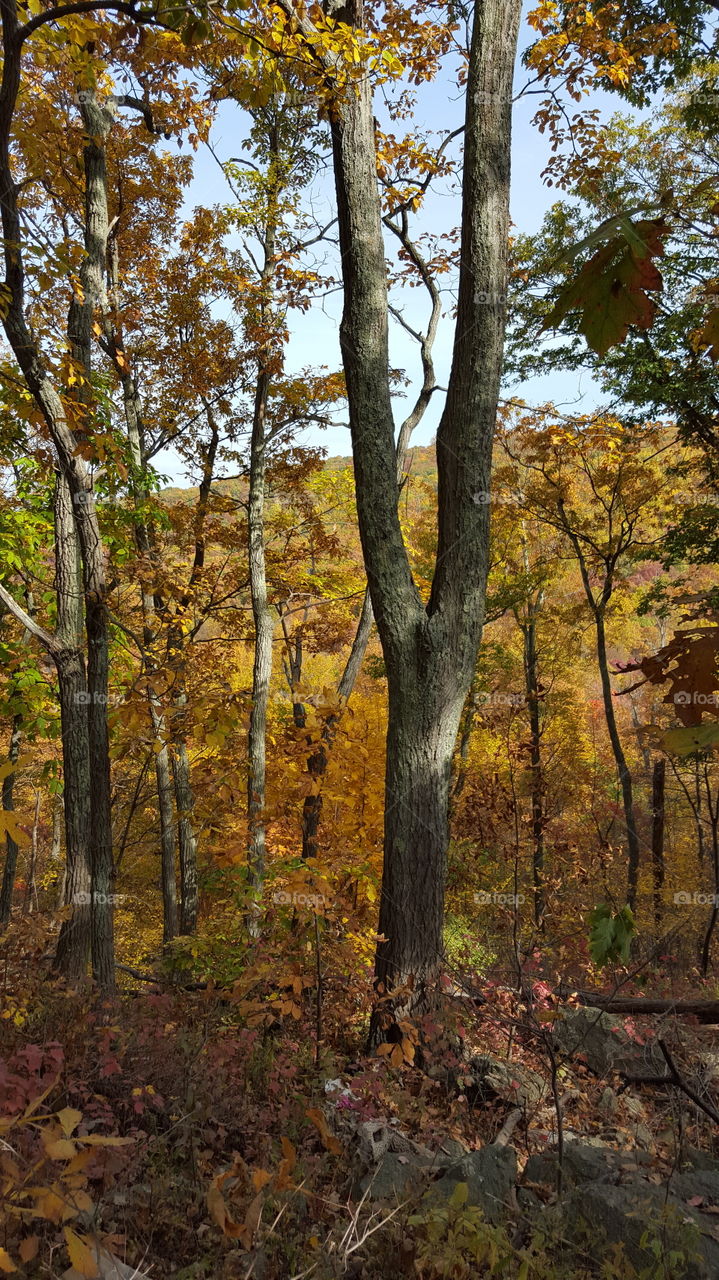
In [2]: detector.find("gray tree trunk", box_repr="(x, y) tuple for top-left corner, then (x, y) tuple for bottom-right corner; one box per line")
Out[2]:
(327, 0), (521, 1026)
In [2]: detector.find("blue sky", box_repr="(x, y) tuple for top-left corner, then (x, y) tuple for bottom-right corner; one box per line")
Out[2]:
(160, 14), (628, 482)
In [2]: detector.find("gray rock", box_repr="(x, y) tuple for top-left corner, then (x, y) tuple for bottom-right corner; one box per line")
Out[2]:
(424, 1144), (518, 1223)
(566, 1180), (719, 1279)
(681, 1146), (719, 1174)
(523, 1139), (651, 1188)
(671, 1168), (719, 1206)
(466, 1054), (546, 1108)
(431, 1136), (470, 1165)
(551, 1006), (664, 1077)
(357, 1150), (434, 1201)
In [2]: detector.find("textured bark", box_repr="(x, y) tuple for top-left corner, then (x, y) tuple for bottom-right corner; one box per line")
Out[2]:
(246, 128), (281, 921)
(0, 715), (22, 926)
(52, 646), (93, 978)
(172, 739), (198, 934)
(53, 472), (92, 978)
(0, 21), (116, 986)
(327, 0), (521, 1026)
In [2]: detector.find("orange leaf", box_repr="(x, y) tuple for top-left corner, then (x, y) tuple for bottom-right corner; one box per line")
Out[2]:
(18, 1238), (38, 1263)
(305, 1108), (342, 1156)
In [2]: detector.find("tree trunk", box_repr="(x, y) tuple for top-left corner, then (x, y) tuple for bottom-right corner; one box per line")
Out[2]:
(247, 366), (275, 921)
(52, 646), (93, 978)
(22, 789), (40, 914)
(651, 756), (665, 929)
(327, 0), (521, 1032)
(701, 767), (719, 976)
(52, 473), (92, 979)
(172, 738), (199, 934)
(0, 714), (22, 926)
(523, 608), (545, 926)
(374, 671), (464, 1008)
(595, 607), (641, 911)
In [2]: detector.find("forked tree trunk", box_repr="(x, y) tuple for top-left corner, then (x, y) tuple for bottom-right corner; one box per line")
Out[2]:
(325, 0), (521, 1032)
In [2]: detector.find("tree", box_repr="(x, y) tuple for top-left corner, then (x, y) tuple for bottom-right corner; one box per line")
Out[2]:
(273, 0), (522, 1029)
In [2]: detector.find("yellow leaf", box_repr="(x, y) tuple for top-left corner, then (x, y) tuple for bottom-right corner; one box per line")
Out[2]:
(57, 1107), (83, 1137)
(0, 1249), (16, 1274)
(44, 1137), (77, 1161)
(64, 1228), (100, 1278)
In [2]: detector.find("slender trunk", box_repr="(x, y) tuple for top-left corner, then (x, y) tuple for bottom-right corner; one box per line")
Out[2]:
(108, 230), (179, 944)
(53, 647), (93, 977)
(172, 737), (198, 933)
(52, 797), (65, 909)
(246, 128), (281, 921)
(0, 715), (22, 926)
(22, 790), (40, 914)
(650, 756), (665, 930)
(701, 768), (719, 976)
(696, 760), (705, 869)
(247, 366), (275, 918)
(595, 607), (641, 911)
(52, 474), (92, 978)
(523, 610), (545, 926)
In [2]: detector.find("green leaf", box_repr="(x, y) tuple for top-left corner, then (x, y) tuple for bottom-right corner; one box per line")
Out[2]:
(543, 218), (668, 356)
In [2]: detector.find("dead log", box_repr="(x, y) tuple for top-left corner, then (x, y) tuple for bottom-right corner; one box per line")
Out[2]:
(571, 990), (719, 1024)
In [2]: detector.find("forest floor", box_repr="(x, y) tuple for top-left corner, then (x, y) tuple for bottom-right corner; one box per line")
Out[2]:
(2, 917), (719, 1279)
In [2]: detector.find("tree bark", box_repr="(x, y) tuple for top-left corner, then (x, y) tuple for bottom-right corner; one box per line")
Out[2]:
(0, 27), (116, 986)
(327, 0), (521, 1030)
(171, 738), (198, 934)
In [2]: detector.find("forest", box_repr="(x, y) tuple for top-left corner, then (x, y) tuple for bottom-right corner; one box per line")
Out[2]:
(1, 0), (719, 1275)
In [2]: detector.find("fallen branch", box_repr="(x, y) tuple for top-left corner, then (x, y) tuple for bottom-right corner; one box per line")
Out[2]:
(569, 990), (719, 1024)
